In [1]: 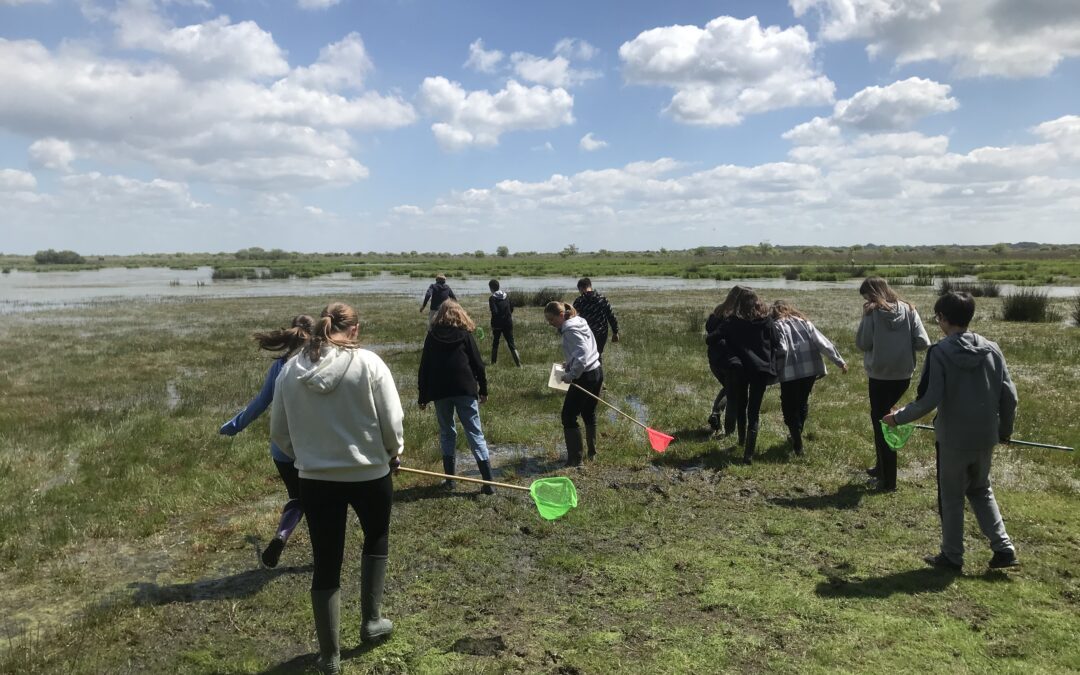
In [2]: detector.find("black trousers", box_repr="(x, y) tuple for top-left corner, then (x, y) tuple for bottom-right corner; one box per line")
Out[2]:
(301, 473), (393, 590)
(727, 370), (768, 441)
(491, 325), (516, 360)
(779, 376), (816, 434)
(868, 378), (910, 489)
(561, 367), (603, 429)
(274, 459), (301, 500)
(594, 330), (609, 358)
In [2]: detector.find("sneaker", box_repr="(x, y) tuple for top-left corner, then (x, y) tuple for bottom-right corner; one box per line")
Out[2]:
(923, 553), (962, 571)
(988, 549), (1020, 569)
(261, 537), (285, 568)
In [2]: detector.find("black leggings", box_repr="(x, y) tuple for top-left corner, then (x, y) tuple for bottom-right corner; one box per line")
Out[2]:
(274, 459), (301, 500)
(561, 367), (603, 429)
(779, 376), (816, 433)
(301, 473), (393, 591)
(869, 378), (910, 489)
(727, 370), (768, 440)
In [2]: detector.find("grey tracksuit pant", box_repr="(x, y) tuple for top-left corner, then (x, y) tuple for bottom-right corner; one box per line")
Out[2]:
(936, 443), (1014, 564)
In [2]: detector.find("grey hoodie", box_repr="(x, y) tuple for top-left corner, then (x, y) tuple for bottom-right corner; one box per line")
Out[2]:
(270, 346), (404, 482)
(855, 302), (930, 380)
(559, 315), (600, 381)
(894, 332), (1018, 450)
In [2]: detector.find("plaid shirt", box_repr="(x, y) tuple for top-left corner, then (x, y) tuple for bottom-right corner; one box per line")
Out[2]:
(774, 317), (846, 382)
(573, 291), (619, 337)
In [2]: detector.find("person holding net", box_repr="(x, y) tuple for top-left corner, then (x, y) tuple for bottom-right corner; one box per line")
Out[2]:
(544, 301), (602, 467)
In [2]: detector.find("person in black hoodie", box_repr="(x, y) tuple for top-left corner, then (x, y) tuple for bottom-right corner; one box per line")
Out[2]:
(420, 274), (457, 326)
(488, 279), (521, 367)
(704, 286), (750, 434)
(712, 287), (778, 464)
(417, 300), (494, 494)
(573, 277), (620, 359)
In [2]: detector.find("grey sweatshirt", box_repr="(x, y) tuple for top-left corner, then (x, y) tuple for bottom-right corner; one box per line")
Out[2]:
(855, 302), (930, 380)
(893, 332), (1018, 451)
(559, 315), (600, 380)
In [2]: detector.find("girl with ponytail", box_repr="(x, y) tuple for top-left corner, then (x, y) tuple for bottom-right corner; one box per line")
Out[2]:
(544, 300), (602, 467)
(219, 314), (313, 568)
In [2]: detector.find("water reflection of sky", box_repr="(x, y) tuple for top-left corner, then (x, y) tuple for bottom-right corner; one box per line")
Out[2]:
(1, 267), (1076, 314)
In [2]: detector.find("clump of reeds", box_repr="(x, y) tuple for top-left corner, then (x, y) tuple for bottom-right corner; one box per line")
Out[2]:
(1072, 294), (1080, 327)
(938, 278), (1001, 297)
(1001, 289), (1059, 323)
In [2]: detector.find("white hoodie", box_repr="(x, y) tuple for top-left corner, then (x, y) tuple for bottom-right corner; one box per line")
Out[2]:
(271, 345), (404, 482)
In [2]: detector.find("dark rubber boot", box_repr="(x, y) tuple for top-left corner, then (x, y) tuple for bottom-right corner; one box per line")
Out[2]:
(564, 427), (584, 467)
(511, 349), (522, 367)
(262, 498), (303, 568)
(310, 588), (341, 674)
(441, 455), (456, 490)
(585, 425), (597, 460)
(490, 344), (498, 365)
(477, 459), (495, 495)
(360, 555), (393, 643)
(743, 430), (758, 465)
(788, 424), (803, 456)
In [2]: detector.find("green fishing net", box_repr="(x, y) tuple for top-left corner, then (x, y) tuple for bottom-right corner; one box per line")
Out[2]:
(529, 477), (578, 520)
(881, 421), (915, 450)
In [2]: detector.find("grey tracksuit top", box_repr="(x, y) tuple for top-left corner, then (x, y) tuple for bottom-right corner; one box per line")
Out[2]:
(894, 332), (1018, 451)
(855, 302), (930, 380)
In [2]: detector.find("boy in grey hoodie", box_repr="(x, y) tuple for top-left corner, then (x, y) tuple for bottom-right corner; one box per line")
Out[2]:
(885, 292), (1019, 571)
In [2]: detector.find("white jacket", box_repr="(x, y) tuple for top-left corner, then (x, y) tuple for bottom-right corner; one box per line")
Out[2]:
(271, 346), (404, 482)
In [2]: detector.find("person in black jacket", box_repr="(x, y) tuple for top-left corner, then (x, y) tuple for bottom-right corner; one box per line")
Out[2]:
(420, 274), (457, 326)
(417, 300), (494, 493)
(488, 279), (521, 367)
(704, 286), (750, 433)
(712, 287), (779, 464)
(573, 278), (620, 359)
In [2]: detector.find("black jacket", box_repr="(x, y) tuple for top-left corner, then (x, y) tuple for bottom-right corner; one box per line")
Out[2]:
(573, 291), (619, 337)
(713, 315), (778, 377)
(704, 314), (737, 374)
(421, 281), (457, 311)
(488, 291), (514, 329)
(417, 325), (488, 404)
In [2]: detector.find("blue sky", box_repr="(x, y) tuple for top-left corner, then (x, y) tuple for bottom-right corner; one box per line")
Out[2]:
(1, 0), (1079, 254)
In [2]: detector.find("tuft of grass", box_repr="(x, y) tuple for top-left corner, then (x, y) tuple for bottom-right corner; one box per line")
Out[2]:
(1072, 295), (1080, 326)
(1001, 289), (1059, 322)
(938, 278), (1001, 297)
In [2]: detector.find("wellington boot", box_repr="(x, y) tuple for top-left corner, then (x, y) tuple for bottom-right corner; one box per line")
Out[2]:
(441, 455), (456, 490)
(563, 427), (584, 467)
(477, 459), (495, 495)
(742, 430), (758, 465)
(360, 555), (394, 643)
(585, 425), (598, 460)
(511, 349), (522, 367)
(310, 588), (341, 674)
(490, 344), (498, 365)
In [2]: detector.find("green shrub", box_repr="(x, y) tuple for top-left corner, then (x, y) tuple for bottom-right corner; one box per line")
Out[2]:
(937, 279), (1000, 297)
(1072, 295), (1080, 327)
(782, 267), (801, 281)
(1001, 290), (1059, 323)
(912, 268), (934, 286)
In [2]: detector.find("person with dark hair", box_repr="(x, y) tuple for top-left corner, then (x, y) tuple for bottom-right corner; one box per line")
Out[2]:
(573, 277), (620, 359)
(488, 279), (521, 367)
(704, 286), (749, 434)
(544, 301), (602, 467)
(420, 274), (457, 326)
(271, 302), (404, 673)
(856, 276), (930, 491)
(418, 300), (494, 494)
(220, 314), (313, 568)
(710, 287), (779, 464)
(771, 300), (847, 457)
(885, 292), (1019, 571)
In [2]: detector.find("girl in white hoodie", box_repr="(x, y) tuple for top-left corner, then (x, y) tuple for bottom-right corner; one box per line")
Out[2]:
(270, 302), (404, 673)
(544, 301), (603, 467)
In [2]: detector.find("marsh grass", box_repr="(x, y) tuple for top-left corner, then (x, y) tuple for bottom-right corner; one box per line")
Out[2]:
(938, 278), (1001, 298)
(1001, 289), (1060, 322)
(0, 288), (1078, 673)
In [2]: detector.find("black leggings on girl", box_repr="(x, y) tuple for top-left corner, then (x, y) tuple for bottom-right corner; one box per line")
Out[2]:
(301, 473), (393, 591)
(727, 370), (769, 443)
(560, 367), (603, 429)
(869, 378), (910, 490)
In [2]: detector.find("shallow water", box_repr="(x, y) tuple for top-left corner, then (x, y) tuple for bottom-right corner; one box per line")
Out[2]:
(1, 267), (1076, 314)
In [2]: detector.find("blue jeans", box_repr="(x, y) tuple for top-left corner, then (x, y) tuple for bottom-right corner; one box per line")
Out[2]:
(434, 396), (489, 461)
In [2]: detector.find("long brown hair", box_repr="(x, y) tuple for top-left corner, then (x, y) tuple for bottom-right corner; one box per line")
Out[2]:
(304, 302), (359, 362)
(712, 285), (751, 318)
(253, 314), (314, 359)
(732, 288), (768, 321)
(859, 276), (912, 314)
(432, 299), (476, 332)
(770, 300), (807, 321)
(544, 301), (576, 320)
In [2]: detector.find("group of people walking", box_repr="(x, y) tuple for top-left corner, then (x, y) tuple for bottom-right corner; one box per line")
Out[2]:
(220, 274), (1019, 673)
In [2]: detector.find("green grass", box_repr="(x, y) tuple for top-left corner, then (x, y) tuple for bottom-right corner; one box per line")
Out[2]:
(0, 288), (1078, 673)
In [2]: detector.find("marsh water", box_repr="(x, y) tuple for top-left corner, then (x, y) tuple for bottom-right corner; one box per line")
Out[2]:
(1, 267), (1077, 313)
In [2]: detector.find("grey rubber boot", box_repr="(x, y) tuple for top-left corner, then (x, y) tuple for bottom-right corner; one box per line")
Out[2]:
(477, 459), (495, 495)
(360, 555), (394, 643)
(310, 588), (341, 674)
(564, 427), (584, 467)
(511, 349), (522, 367)
(441, 455), (456, 489)
(585, 425), (597, 460)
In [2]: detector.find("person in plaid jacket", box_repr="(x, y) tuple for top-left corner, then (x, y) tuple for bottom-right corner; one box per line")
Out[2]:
(573, 278), (620, 358)
(771, 300), (847, 456)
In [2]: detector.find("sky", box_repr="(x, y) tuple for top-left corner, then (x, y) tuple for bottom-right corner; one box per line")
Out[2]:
(1, 0), (1079, 255)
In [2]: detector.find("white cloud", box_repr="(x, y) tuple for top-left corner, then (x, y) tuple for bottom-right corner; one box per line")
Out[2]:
(298, 0), (341, 9)
(1033, 114), (1080, 160)
(391, 204), (423, 216)
(418, 77), (574, 151)
(510, 50), (600, 88)
(532, 141), (555, 153)
(554, 38), (598, 61)
(29, 138), (76, 171)
(0, 169), (37, 191)
(620, 15), (835, 126)
(792, 0), (1080, 77)
(579, 132), (608, 151)
(1, 0), (51, 5)
(833, 77), (958, 130)
(464, 38), (504, 73)
(287, 33), (372, 91)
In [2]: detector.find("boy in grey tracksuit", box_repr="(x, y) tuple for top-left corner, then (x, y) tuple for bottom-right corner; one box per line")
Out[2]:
(885, 292), (1019, 571)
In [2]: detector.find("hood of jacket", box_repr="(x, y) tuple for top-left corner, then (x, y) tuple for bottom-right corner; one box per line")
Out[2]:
(491, 290), (507, 301)
(938, 332), (997, 370)
(295, 346), (355, 394)
(874, 302), (912, 330)
(429, 324), (471, 345)
(559, 315), (592, 339)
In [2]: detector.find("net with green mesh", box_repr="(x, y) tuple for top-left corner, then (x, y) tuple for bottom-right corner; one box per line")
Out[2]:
(881, 420), (915, 450)
(529, 477), (578, 520)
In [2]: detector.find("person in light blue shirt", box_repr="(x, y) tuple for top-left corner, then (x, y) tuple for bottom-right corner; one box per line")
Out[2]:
(220, 314), (313, 568)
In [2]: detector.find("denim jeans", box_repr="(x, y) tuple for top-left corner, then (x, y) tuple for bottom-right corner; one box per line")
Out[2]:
(434, 396), (490, 461)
